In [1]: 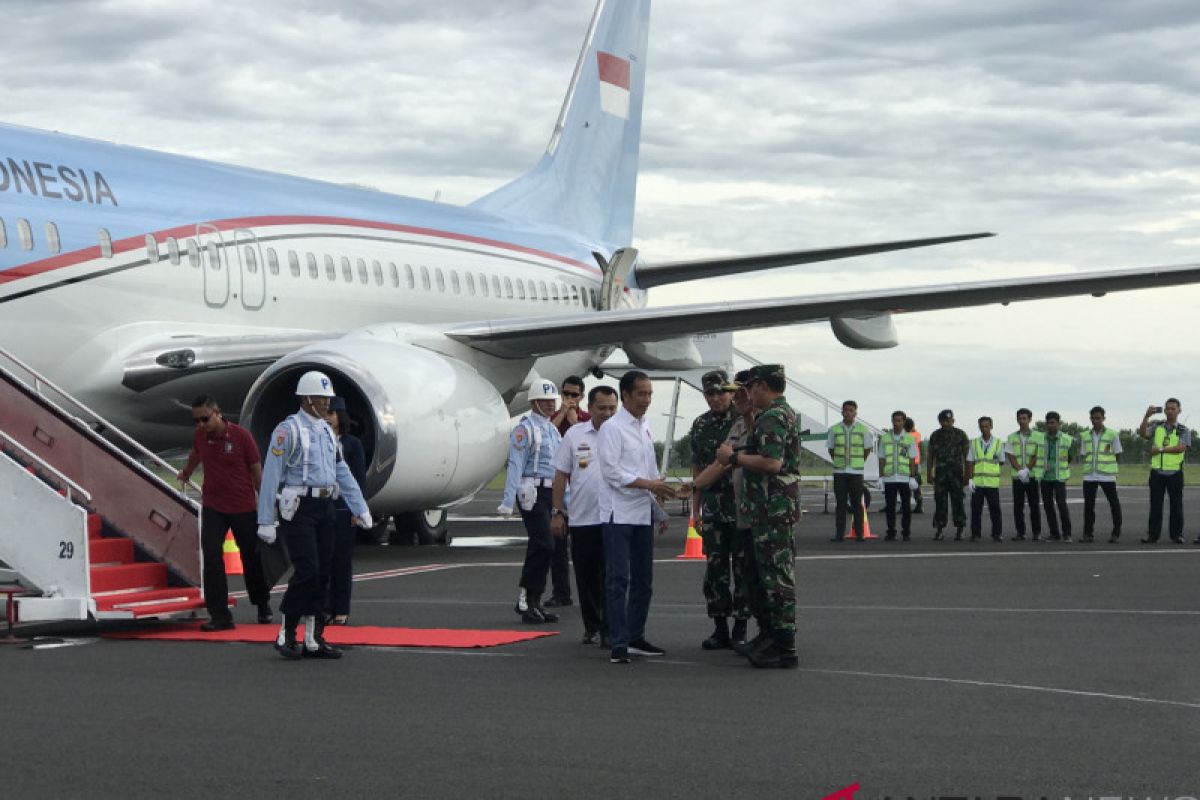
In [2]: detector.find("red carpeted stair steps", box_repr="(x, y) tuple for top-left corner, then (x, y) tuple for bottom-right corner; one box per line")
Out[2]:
(88, 537), (133, 565)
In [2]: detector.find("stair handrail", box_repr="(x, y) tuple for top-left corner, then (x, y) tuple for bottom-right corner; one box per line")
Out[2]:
(0, 430), (93, 505)
(0, 345), (201, 506)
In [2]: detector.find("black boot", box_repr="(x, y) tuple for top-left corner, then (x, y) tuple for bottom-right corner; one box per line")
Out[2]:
(933, 527), (944, 541)
(274, 614), (302, 660)
(730, 619), (748, 645)
(749, 630), (799, 669)
(702, 617), (731, 650)
(303, 615), (342, 659)
(733, 626), (771, 657)
(954, 527), (964, 541)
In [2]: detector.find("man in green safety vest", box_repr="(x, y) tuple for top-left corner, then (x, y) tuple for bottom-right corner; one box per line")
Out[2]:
(1080, 405), (1123, 543)
(966, 416), (1005, 541)
(1138, 398), (1190, 544)
(825, 400), (872, 542)
(1005, 408), (1043, 541)
(877, 410), (919, 541)
(1038, 411), (1074, 542)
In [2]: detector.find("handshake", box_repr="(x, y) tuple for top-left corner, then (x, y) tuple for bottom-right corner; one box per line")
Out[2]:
(648, 479), (692, 503)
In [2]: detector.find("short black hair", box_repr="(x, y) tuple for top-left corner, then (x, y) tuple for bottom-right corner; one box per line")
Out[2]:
(1089, 405), (1105, 416)
(978, 416), (992, 425)
(588, 385), (617, 403)
(1166, 397), (1182, 409)
(562, 375), (585, 390)
(903, 418), (914, 432)
(619, 370), (650, 398)
(842, 400), (858, 410)
(191, 395), (218, 410)
(892, 410), (906, 421)
(1016, 408), (1032, 419)
(760, 374), (786, 392)
(1045, 411), (1061, 422)
(330, 409), (351, 435)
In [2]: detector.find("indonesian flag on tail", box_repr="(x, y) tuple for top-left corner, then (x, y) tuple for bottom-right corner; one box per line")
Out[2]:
(597, 51), (631, 120)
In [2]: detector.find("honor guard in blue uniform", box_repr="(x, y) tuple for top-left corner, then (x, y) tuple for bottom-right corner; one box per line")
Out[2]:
(257, 370), (372, 660)
(499, 379), (564, 623)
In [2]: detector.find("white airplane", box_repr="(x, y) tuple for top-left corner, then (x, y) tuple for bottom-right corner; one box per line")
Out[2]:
(1, 0), (1198, 540)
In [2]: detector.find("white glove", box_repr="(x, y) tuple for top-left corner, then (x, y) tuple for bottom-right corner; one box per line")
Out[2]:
(967, 479), (976, 493)
(257, 524), (277, 544)
(355, 511), (374, 529)
(908, 477), (919, 491)
(1017, 468), (1029, 483)
(497, 504), (514, 516)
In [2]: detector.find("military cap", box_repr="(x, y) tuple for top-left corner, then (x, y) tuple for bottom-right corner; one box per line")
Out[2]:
(937, 408), (954, 421)
(701, 369), (731, 393)
(745, 363), (785, 383)
(722, 369), (752, 391)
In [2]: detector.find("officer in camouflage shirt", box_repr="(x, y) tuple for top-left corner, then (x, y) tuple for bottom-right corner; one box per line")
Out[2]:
(926, 408), (969, 540)
(688, 369), (749, 649)
(717, 364), (801, 669)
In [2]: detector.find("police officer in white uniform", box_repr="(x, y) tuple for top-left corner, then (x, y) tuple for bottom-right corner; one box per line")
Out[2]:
(499, 380), (564, 623)
(257, 371), (372, 660)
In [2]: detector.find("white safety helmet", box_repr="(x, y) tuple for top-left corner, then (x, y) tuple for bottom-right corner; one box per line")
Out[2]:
(527, 380), (560, 403)
(295, 370), (336, 397)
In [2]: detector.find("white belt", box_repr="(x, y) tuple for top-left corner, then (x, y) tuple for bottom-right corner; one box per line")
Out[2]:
(523, 477), (554, 489)
(287, 485), (338, 499)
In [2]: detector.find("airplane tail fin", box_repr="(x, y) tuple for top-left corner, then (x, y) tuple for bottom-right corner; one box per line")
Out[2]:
(470, 0), (650, 248)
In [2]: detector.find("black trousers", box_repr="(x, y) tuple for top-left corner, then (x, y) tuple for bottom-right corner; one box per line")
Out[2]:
(1147, 470), (1184, 541)
(518, 487), (555, 598)
(569, 524), (606, 635)
(551, 527), (573, 601)
(328, 508), (355, 616)
(201, 507), (269, 623)
(1082, 481), (1122, 537)
(970, 486), (1002, 538)
(280, 496), (337, 621)
(833, 473), (865, 539)
(1012, 478), (1041, 538)
(883, 482), (912, 536)
(1040, 480), (1071, 537)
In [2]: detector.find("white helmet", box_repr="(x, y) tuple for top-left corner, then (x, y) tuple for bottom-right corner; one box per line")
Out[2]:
(527, 380), (560, 403)
(295, 370), (336, 397)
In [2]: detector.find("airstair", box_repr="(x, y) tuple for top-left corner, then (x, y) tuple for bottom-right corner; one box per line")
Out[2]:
(0, 346), (220, 624)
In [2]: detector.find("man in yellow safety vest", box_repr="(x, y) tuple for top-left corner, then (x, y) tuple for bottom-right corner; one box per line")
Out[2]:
(826, 400), (872, 542)
(1138, 398), (1190, 544)
(1080, 405), (1122, 543)
(1038, 411), (1074, 542)
(877, 410), (919, 541)
(1005, 408), (1043, 541)
(966, 416), (1005, 541)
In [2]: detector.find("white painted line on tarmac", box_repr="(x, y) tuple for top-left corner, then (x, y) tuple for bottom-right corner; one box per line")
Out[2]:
(788, 548), (1200, 561)
(449, 516), (524, 523)
(799, 667), (1200, 710)
(449, 536), (527, 548)
(802, 604), (1200, 616)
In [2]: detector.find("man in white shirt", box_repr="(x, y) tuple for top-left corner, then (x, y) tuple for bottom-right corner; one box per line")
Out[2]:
(551, 386), (619, 646)
(1081, 405), (1123, 543)
(597, 371), (678, 664)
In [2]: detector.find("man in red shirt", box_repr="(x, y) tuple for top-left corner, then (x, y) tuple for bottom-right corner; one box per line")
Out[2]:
(551, 375), (592, 435)
(178, 395), (271, 630)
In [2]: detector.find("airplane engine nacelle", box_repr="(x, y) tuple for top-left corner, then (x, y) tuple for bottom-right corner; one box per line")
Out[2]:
(830, 312), (898, 350)
(241, 340), (510, 511)
(623, 337), (704, 370)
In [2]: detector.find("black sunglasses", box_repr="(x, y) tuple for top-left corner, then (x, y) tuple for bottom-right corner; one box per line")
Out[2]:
(192, 414), (211, 425)
(561, 391), (582, 398)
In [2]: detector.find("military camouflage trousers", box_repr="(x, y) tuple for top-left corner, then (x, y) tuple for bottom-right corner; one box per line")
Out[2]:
(750, 520), (796, 634)
(700, 519), (750, 620)
(933, 469), (966, 529)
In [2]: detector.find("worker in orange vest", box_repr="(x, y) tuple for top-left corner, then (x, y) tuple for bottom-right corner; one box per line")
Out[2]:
(904, 417), (924, 514)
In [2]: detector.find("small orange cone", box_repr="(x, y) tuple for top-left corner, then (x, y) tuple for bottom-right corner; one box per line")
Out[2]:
(677, 516), (705, 560)
(849, 497), (877, 540)
(222, 531), (244, 575)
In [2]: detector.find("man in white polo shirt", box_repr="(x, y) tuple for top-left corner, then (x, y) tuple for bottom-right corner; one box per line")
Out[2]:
(551, 385), (619, 646)
(597, 371), (679, 664)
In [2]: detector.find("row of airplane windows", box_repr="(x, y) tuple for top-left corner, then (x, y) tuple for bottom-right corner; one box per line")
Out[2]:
(0, 216), (599, 308)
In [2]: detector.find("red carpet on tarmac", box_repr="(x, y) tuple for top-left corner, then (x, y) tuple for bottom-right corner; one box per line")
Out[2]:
(104, 622), (557, 649)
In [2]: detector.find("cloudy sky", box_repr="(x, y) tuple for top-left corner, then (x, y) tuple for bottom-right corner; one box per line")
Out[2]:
(4, 0), (1199, 437)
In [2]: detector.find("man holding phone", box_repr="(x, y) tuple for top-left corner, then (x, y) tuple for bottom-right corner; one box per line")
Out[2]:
(1139, 399), (1190, 544)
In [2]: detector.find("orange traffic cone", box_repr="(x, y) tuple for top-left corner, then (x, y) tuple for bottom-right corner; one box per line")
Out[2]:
(849, 497), (877, 540)
(222, 531), (244, 575)
(677, 517), (705, 560)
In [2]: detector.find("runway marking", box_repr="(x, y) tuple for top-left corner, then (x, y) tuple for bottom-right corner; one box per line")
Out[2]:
(799, 667), (1200, 711)
(231, 563), (456, 599)
(449, 516), (523, 523)
(789, 548), (1200, 561)
(802, 604), (1200, 616)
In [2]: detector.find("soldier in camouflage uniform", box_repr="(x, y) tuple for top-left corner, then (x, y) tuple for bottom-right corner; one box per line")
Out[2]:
(717, 364), (801, 669)
(688, 369), (750, 649)
(925, 408), (969, 540)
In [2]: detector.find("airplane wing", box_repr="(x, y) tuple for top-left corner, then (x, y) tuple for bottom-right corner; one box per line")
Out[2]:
(629, 233), (995, 289)
(446, 261), (1200, 358)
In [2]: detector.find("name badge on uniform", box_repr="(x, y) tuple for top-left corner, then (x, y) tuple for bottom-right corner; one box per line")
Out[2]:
(576, 443), (591, 469)
(224, 441), (233, 454)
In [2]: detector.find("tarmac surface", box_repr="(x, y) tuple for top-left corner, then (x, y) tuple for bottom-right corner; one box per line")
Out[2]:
(4, 486), (1200, 798)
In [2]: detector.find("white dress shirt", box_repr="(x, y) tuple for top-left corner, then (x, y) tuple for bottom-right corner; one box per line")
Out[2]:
(553, 420), (605, 526)
(597, 405), (659, 526)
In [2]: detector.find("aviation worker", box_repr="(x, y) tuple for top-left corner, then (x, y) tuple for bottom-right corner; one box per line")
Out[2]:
(324, 396), (367, 624)
(1038, 411), (1073, 542)
(597, 370), (677, 664)
(257, 371), (371, 660)
(826, 400), (872, 541)
(1079, 405), (1122, 543)
(716, 364), (801, 669)
(1138, 398), (1190, 544)
(926, 409), (968, 541)
(966, 416), (1005, 542)
(904, 417), (924, 514)
(1005, 408), (1043, 541)
(499, 379), (565, 623)
(550, 385), (619, 646)
(177, 395), (272, 631)
(687, 369), (750, 651)
(877, 410), (919, 541)
(545, 375), (590, 608)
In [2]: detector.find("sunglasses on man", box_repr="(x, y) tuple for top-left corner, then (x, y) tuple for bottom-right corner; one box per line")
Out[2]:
(192, 414), (211, 425)
(561, 390), (582, 399)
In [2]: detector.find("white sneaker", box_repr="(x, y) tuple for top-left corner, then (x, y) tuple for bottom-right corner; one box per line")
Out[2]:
(514, 588), (528, 614)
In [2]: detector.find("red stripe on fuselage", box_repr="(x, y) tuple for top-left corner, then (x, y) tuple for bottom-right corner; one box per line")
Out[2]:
(597, 52), (631, 90)
(0, 214), (602, 285)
